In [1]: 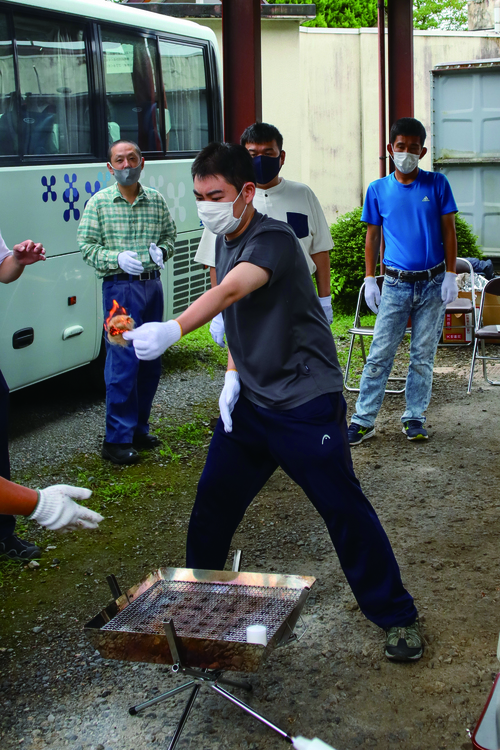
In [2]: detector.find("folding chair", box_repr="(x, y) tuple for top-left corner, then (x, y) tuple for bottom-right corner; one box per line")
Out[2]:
(343, 275), (411, 394)
(467, 276), (500, 393)
(440, 258), (476, 347)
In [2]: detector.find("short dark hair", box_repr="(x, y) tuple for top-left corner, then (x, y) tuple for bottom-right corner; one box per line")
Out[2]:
(107, 139), (142, 163)
(389, 118), (426, 147)
(240, 122), (283, 152)
(191, 142), (256, 192)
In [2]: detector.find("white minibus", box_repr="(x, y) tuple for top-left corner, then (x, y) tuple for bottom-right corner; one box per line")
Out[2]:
(0, 0), (222, 390)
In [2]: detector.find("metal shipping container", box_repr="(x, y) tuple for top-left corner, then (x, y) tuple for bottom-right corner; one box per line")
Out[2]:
(432, 59), (500, 258)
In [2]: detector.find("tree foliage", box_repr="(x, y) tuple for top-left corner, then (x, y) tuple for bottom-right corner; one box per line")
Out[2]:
(268, 0), (467, 30)
(268, 0), (377, 29)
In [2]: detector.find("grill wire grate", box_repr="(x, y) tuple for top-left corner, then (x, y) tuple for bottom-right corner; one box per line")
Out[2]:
(102, 580), (303, 643)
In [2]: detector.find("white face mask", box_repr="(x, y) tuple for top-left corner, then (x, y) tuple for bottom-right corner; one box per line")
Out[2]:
(196, 186), (248, 235)
(391, 150), (420, 174)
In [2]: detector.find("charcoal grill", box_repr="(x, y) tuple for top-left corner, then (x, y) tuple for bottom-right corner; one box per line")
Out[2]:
(85, 563), (315, 748)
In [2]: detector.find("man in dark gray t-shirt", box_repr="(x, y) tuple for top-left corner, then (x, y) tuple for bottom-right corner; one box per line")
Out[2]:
(126, 143), (423, 663)
(216, 210), (343, 410)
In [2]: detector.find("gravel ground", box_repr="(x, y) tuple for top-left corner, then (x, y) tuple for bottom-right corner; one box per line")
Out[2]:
(2, 344), (500, 750)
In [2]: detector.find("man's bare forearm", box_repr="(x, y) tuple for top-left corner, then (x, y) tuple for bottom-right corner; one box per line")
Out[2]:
(0, 254), (23, 284)
(441, 213), (457, 274)
(0, 476), (38, 515)
(177, 262), (271, 337)
(365, 225), (382, 277)
(313, 251), (332, 297)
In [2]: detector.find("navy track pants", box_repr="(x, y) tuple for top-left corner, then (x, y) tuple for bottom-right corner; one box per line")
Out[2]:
(186, 392), (417, 630)
(102, 276), (163, 444)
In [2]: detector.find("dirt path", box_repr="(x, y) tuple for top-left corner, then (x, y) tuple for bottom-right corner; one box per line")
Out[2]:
(1, 350), (500, 750)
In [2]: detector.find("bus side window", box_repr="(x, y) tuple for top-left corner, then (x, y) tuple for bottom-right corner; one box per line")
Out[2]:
(158, 40), (209, 153)
(13, 15), (91, 157)
(0, 15), (18, 156)
(102, 30), (162, 154)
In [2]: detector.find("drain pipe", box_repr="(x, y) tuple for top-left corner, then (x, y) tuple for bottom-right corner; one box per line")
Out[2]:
(378, 0), (387, 178)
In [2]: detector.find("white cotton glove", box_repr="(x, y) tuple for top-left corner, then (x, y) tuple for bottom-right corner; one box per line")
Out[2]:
(441, 271), (459, 304)
(293, 738), (336, 750)
(123, 319), (182, 360)
(210, 313), (226, 348)
(318, 295), (333, 325)
(149, 243), (164, 270)
(117, 251), (144, 275)
(30, 485), (103, 532)
(219, 370), (240, 433)
(364, 276), (381, 314)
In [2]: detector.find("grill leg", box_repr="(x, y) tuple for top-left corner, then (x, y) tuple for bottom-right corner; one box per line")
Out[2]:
(211, 683), (292, 743)
(167, 684), (201, 750)
(217, 675), (252, 692)
(129, 680), (197, 715)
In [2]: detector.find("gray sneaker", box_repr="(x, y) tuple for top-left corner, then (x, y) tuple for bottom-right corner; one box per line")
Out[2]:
(385, 619), (423, 661)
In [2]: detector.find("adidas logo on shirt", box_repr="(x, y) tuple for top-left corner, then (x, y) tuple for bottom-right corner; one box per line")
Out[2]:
(422, 196), (430, 202)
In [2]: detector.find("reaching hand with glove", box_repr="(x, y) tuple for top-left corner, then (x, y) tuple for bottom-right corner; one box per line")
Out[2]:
(0, 477), (103, 532)
(441, 271), (458, 305)
(31, 485), (103, 531)
(219, 370), (240, 433)
(117, 250), (144, 276)
(364, 276), (381, 314)
(123, 319), (182, 360)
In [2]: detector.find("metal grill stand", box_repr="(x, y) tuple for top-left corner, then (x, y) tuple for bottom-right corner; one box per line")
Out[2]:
(128, 619), (293, 749)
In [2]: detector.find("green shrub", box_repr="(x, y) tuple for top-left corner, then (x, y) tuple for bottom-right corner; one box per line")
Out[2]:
(329, 209), (483, 313)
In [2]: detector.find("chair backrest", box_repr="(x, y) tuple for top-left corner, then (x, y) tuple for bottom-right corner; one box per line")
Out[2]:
(477, 275), (500, 327)
(456, 257), (473, 275)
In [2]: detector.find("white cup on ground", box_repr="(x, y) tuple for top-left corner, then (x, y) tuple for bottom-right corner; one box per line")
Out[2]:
(246, 624), (267, 645)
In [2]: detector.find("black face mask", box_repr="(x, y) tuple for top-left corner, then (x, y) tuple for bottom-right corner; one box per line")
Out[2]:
(252, 154), (282, 185)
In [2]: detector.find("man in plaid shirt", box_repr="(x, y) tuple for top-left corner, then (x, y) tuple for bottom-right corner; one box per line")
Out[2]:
(78, 140), (176, 465)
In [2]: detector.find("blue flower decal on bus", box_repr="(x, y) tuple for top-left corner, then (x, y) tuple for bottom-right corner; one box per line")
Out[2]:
(63, 173), (80, 222)
(41, 175), (57, 202)
(85, 180), (101, 208)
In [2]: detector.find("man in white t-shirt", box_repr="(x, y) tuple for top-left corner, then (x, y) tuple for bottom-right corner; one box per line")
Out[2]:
(0, 232), (46, 561)
(194, 122), (334, 346)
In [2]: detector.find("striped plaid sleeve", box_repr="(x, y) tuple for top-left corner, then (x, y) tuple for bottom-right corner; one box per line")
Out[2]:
(158, 196), (177, 261)
(77, 196), (116, 275)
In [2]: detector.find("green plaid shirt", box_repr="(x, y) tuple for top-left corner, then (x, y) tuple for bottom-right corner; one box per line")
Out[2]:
(78, 183), (177, 279)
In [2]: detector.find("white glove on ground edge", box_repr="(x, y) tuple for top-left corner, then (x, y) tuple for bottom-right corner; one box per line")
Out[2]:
(293, 737), (336, 750)
(441, 271), (458, 304)
(123, 319), (182, 360)
(210, 313), (226, 348)
(30, 485), (103, 531)
(149, 243), (164, 270)
(364, 276), (381, 314)
(318, 295), (333, 325)
(117, 250), (144, 275)
(219, 370), (240, 433)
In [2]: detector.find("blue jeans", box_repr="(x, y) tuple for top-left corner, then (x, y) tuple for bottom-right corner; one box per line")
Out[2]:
(187, 393), (417, 630)
(352, 271), (446, 428)
(103, 276), (163, 444)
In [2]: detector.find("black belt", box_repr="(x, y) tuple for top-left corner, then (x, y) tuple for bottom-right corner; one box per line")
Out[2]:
(385, 261), (445, 282)
(105, 270), (161, 282)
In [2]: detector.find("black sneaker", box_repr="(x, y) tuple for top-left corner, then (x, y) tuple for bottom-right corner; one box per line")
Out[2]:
(402, 421), (428, 440)
(347, 423), (375, 446)
(102, 441), (140, 465)
(0, 535), (41, 562)
(385, 619), (423, 662)
(132, 434), (161, 450)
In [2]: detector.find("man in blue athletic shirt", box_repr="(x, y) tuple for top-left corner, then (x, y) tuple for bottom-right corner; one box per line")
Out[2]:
(348, 118), (458, 445)
(126, 142), (424, 662)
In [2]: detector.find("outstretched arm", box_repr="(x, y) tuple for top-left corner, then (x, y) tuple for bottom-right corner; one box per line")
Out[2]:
(0, 241), (46, 284)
